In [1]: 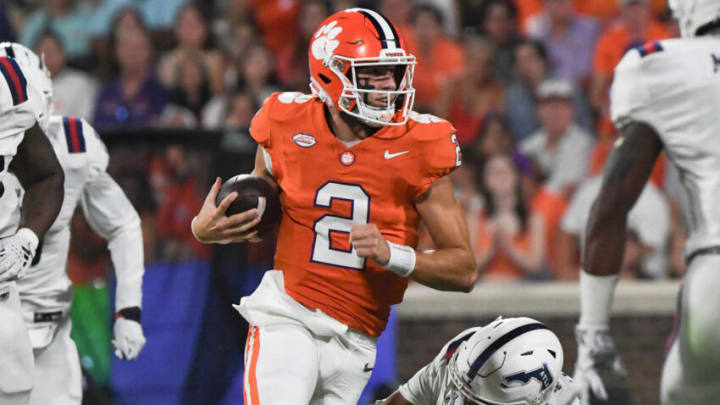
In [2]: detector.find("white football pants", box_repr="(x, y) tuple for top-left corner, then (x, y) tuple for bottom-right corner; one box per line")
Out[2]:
(0, 281), (33, 405)
(237, 271), (377, 405)
(27, 315), (82, 405)
(661, 254), (720, 404)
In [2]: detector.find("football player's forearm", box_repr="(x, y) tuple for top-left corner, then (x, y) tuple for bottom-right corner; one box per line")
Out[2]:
(583, 205), (627, 277)
(12, 123), (64, 238)
(411, 247), (477, 292)
(19, 172), (64, 237)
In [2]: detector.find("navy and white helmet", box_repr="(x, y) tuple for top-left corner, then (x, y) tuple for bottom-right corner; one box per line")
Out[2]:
(449, 317), (564, 405)
(0, 42), (53, 129)
(669, 0), (720, 37)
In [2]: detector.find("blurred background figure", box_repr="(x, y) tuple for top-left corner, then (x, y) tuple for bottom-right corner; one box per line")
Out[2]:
(475, 154), (545, 281)
(476, 0), (522, 82)
(406, 3), (464, 112)
(435, 36), (504, 146)
(34, 30), (99, 120)
(519, 78), (593, 199)
(160, 57), (213, 127)
(275, 0), (330, 91)
(20, 0), (93, 65)
(504, 39), (592, 142)
(525, 0), (601, 88)
(158, 3), (224, 96)
(93, 26), (168, 128)
(230, 43), (280, 107)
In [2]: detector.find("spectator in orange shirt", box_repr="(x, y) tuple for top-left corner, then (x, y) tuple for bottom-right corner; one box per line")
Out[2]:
(589, 0), (672, 113)
(435, 36), (504, 145)
(251, 0), (301, 57)
(475, 154), (545, 281)
(406, 4), (465, 111)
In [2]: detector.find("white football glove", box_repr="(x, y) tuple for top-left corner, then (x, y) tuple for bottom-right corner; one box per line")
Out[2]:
(573, 326), (627, 405)
(547, 373), (583, 405)
(0, 228), (39, 282)
(113, 308), (146, 360)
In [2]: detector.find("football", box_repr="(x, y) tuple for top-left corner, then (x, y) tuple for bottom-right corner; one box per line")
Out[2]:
(215, 174), (282, 234)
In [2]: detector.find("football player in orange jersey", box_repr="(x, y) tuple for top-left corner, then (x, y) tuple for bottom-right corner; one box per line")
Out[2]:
(191, 8), (477, 405)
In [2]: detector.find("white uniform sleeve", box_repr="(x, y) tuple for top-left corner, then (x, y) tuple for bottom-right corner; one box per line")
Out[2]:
(79, 126), (143, 310)
(610, 50), (653, 129)
(80, 119), (109, 181)
(397, 361), (442, 405)
(398, 327), (481, 405)
(0, 71), (44, 156)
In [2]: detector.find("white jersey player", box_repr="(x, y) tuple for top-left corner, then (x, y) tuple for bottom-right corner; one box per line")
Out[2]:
(574, 1), (720, 404)
(0, 43), (146, 405)
(379, 317), (581, 405)
(0, 50), (65, 403)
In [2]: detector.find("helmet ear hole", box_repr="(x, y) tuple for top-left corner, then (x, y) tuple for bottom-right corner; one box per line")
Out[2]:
(318, 73), (332, 84)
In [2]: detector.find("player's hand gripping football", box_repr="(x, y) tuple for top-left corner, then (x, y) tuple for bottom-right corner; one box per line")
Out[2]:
(113, 307), (146, 360)
(192, 177), (262, 244)
(350, 224), (391, 266)
(573, 325), (627, 405)
(0, 228), (39, 282)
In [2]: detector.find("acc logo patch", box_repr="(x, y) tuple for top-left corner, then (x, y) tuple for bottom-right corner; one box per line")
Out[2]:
(293, 133), (317, 148)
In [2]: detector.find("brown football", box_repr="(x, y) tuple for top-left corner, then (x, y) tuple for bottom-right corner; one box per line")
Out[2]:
(215, 174), (281, 233)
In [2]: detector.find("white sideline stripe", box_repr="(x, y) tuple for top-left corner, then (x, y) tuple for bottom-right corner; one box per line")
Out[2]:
(397, 280), (682, 319)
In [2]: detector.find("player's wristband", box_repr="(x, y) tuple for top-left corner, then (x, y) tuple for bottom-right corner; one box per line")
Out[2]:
(115, 306), (141, 323)
(578, 270), (619, 328)
(384, 242), (416, 278)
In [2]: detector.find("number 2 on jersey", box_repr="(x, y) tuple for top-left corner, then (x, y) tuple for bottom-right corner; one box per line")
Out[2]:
(311, 181), (370, 270)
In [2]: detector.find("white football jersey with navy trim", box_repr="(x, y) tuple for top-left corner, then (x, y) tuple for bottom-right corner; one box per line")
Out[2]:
(611, 36), (720, 256)
(0, 56), (45, 238)
(16, 114), (144, 313)
(398, 327), (481, 405)
(397, 326), (580, 405)
(15, 115), (109, 309)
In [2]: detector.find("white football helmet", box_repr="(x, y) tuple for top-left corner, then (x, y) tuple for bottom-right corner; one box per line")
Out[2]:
(449, 317), (564, 405)
(0, 42), (53, 130)
(669, 0), (720, 37)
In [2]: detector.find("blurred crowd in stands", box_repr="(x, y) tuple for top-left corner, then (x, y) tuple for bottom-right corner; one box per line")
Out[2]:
(1, 0), (689, 282)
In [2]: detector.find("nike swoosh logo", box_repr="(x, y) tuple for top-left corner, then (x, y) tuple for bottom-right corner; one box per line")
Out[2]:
(363, 363), (374, 373)
(384, 150), (409, 159)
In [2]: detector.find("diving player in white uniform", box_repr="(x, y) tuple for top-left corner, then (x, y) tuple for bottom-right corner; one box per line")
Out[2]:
(573, 1), (720, 404)
(378, 317), (581, 405)
(0, 43), (146, 405)
(0, 49), (65, 403)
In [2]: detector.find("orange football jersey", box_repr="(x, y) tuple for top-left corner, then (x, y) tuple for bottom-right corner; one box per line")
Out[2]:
(250, 92), (460, 336)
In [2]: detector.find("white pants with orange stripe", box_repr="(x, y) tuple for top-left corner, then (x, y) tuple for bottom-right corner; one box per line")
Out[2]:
(236, 271), (377, 405)
(661, 255), (720, 404)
